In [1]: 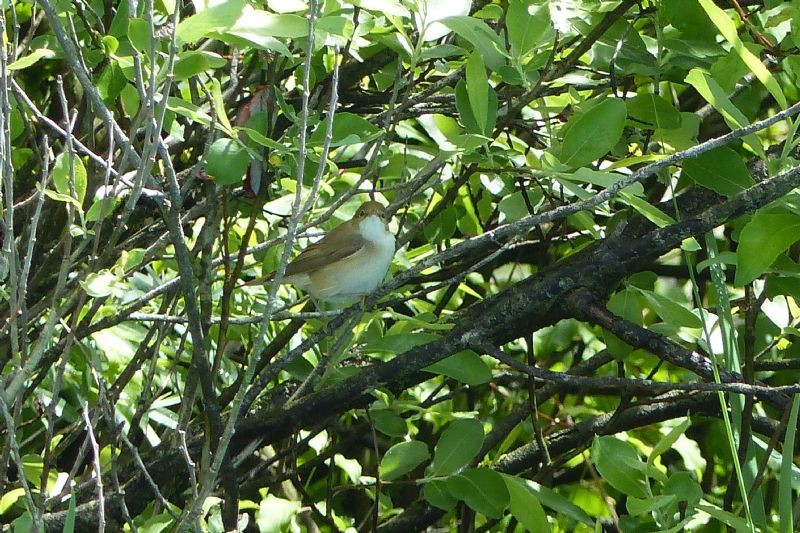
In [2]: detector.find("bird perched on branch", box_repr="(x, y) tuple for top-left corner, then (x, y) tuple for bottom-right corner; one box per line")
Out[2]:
(249, 201), (396, 303)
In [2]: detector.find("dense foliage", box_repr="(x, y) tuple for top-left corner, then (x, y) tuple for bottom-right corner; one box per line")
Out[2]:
(2, 0), (800, 531)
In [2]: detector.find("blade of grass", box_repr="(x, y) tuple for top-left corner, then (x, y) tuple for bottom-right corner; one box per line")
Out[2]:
(779, 394), (800, 533)
(671, 219), (755, 530)
(704, 232), (764, 525)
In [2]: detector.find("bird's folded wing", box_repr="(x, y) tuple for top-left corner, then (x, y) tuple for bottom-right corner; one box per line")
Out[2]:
(285, 227), (365, 276)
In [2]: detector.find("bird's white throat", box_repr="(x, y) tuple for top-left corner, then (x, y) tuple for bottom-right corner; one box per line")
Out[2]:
(359, 215), (394, 248)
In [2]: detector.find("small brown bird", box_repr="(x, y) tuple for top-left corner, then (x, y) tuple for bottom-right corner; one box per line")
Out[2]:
(262, 201), (396, 302)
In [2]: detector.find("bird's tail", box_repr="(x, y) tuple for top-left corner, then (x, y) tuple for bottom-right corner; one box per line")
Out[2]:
(240, 271), (275, 287)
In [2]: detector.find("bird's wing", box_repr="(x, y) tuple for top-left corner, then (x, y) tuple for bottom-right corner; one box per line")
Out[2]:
(285, 225), (365, 276)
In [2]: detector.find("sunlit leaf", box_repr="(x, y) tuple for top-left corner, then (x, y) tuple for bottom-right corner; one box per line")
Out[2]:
(206, 138), (250, 185)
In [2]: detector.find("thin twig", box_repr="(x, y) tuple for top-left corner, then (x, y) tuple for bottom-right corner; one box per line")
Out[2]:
(82, 404), (105, 533)
(0, 394), (42, 530)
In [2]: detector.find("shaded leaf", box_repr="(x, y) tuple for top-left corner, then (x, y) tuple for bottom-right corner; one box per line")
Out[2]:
(424, 479), (458, 511)
(627, 494), (676, 516)
(735, 213), (800, 286)
(626, 93), (681, 129)
(431, 418), (484, 475)
(632, 288), (701, 329)
(370, 408), (407, 437)
(466, 52), (488, 133)
(425, 350), (492, 386)
(52, 152), (87, 205)
(560, 99), (627, 168)
(591, 436), (649, 498)
(173, 51), (227, 81)
(309, 112), (381, 147)
(379, 440), (430, 481)
(682, 146), (754, 196)
(445, 468), (510, 519)
(503, 475), (551, 532)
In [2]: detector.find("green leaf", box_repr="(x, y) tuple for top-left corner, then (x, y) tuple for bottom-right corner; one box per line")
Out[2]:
(167, 97), (213, 126)
(626, 494), (677, 516)
(206, 138), (250, 185)
(506, 0), (551, 62)
(560, 99), (627, 168)
(632, 288), (701, 329)
(445, 468), (510, 519)
(424, 479), (458, 511)
(563, 168), (643, 195)
(43, 189), (83, 210)
(353, 0), (409, 17)
(780, 394), (800, 533)
(455, 79), (497, 136)
(424, 350), (492, 386)
(176, 0), (247, 44)
(224, 10), (307, 39)
(661, 471), (703, 511)
(173, 51), (227, 81)
(379, 440), (430, 481)
(7, 48), (55, 70)
(420, 43), (465, 61)
(696, 502), (753, 531)
(531, 484), (593, 526)
(735, 213), (800, 286)
(681, 146), (754, 196)
(697, 0), (786, 109)
(439, 16), (508, 71)
(242, 127), (288, 152)
(102, 35), (119, 56)
(317, 15), (355, 39)
(626, 93), (681, 129)
(604, 288), (643, 358)
(370, 408), (407, 437)
(365, 332), (440, 355)
(591, 436), (649, 498)
(213, 31), (292, 57)
(648, 418), (692, 469)
(431, 418), (484, 475)
(210, 78), (233, 134)
(21, 454), (43, 488)
(127, 18), (151, 54)
(466, 52), (488, 133)
(618, 191), (676, 228)
(81, 271), (117, 297)
(97, 62), (128, 101)
(255, 494), (301, 533)
(309, 112), (381, 147)
(502, 475), (551, 532)
(0, 487), (25, 515)
(685, 69), (764, 157)
(498, 190), (541, 222)
(52, 152), (87, 205)
(63, 491), (76, 533)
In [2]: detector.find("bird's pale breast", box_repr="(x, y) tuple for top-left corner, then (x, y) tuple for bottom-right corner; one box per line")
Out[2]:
(303, 216), (395, 302)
